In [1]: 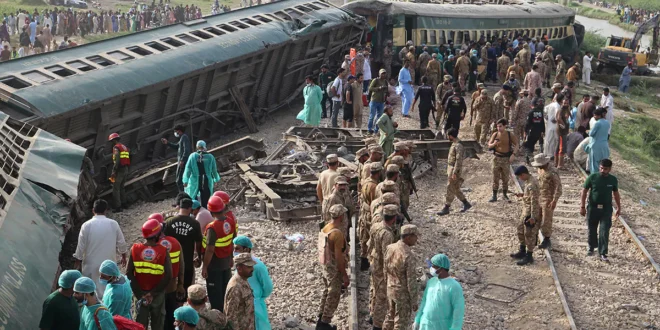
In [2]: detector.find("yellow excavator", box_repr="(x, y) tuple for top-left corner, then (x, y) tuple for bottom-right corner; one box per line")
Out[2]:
(596, 15), (659, 74)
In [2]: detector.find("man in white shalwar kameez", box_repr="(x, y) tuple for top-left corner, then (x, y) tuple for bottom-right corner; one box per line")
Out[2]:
(543, 94), (562, 160)
(73, 199), (128, 298)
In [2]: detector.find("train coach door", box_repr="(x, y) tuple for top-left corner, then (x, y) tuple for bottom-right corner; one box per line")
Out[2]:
(372, 13), (392, 63)
(405, 16), (414, 45)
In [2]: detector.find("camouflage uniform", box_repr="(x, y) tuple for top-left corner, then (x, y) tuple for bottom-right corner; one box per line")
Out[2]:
(371, 193), (401, 242)
(435, 80), (452, 120)
(426, 58), (442, 90)
(354, 53), (365, 76)
(417, 51), (431, 80)
(406, 51), (417, 84)
(319, 205), (347, 324)
(367, 205), (397, 328)
(360, 176), (380, 259)
(455, 55), (471, 91)
(472, 93), (495, 144)
(512, 97), (532, 139)
(445, 139), (466, 205)
(389, 156), (410, 210)
(383, 226), (419, 330)
(554, 59), (566, 86)
(541, 49), (555, 87)
(538, 167), (562, 238)
(383, 43), (393, 79)
(188, 285), (228, 330)
(535, 59), (547, 87)
(493, 91), (509, 124)
(516, 44), (531, 74)
(224, 254), (256, 330)
(497, 55), (511, 83)
(376, 179), (400, 200)
(518, 177), (541, 252)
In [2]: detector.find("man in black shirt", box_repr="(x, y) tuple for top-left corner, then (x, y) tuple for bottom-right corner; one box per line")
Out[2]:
(318, 64), (336, 119)
(411, 76), (436, 129)
(524, 97), (546, 164)
(443, 87), (468, 134)
(164, 198), (203, 295)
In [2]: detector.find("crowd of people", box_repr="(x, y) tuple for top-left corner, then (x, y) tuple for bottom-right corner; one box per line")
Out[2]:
(0, 0), (231, 62)
(613, 3), (660, 26)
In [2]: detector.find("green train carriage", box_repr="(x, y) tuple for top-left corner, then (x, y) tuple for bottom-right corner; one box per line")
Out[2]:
(344, 0), (584, 74)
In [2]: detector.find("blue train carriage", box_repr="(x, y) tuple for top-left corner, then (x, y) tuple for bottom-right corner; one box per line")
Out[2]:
(343, 0), (584, 73)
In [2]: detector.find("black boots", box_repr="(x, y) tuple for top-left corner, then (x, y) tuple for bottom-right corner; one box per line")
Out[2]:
(360, 257), (370, 271)
(488, 190), (498, 202)
(510, 244), (526, 259)
(437, 205), (450, 216)
(461, 200), (472, 212)
(517, 251), (534, 266)
(502, 190), (510, 201)
(538, 237), (551, 249)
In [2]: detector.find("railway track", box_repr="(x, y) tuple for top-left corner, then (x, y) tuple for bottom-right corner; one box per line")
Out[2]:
(510, 157), (660, 329)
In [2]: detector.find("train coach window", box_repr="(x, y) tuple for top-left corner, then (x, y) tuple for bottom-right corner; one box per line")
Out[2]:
(127, 46), (154, 56)
(22, 71), (54, 83)
(0, 76), (31, 89)
(176, 34), (200, 43)
(190, 30), (214, 39)
(145, 41), (171, 52)
(274, 11), (292, 21)
(204, 27), (225, 36)
(420, 30), (427, 45)
(564, 26), (568, 36)
(430, 30), (437, 45)
(312, 1), (329, 7)
(558, 27), (564, 38)
(161, 37), (185, 47)
(87, 55), (115, 66)
(230, 20), (250, 29)
(241, 18), (261, 26)
(45, 65), (76, 77)
(107, 50), (135, 62)
(253, 15), (272, 23)
(217, 24), (237, 32)
(295, 5), (312, 13)
(306, 3), (320, 10)
(66, 60), (97, 72)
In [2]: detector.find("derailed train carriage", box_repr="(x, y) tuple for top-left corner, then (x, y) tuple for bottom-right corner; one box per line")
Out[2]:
(0, 0), (364, 183)
(344, 0), (584, 74)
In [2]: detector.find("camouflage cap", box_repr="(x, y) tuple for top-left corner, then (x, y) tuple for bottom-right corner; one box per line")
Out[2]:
(234, 253), (256, 267)
(326, 154), (339, 162)
(337, 167), (352, 176)
(443, 75), (452, 81)
(477, 83), (485, 89)
(480, 89), (489, 95)
(404, 141), (415, 149)
(363, 137), (378, 146)
(381, 192), (399, 204)
(187, 284), (207, 300)
(386, 164), (400, 173)
(369, 145), (384, 154)
(369, 162), (383, 172)
(552, 83), (563, 89)
(391, 155), (405, 166)
(393, 143), (408, 152)
(381, 180), (397, 192)
(356, 147), (369, 157)
(401, 224), (418, 236)
(334, 175), (348, 185)
(329, 204), (348, 218)
(382, 204), (399, 216)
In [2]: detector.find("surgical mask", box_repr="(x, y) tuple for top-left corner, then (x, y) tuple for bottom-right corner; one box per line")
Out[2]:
(233, 251), (240, 257)
(82, 298), (88, 306)
(99, 278), (109, 286)
(429, 267), (437, 277)
(174, 132), (180, 138)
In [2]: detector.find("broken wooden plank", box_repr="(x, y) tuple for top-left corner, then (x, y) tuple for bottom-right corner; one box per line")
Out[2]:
(230, 87), (258, 133)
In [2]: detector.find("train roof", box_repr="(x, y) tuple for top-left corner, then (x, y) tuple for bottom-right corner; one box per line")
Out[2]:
(342, 0), (575, 19)
(0, 0), (357, 120)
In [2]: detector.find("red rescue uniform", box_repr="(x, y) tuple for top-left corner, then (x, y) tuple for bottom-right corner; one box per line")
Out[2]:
(113, 143), (131, 166)
(131, 243), (167, 291)
(158, 236), (182, 279)
(201, 216), (237, 258)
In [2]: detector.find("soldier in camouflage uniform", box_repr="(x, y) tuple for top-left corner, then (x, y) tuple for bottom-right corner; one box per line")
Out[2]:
(534, 55), (547, 89)
(383, 225), (419, 330)
(512, 89), (532, 146)
(426, 54), (442, 90)
(399, 41), (413, 67)
(376, 167), (401, 200)
(406, 46), (417, 85)
(361, 145), (385, 183)
(322, 176), (352, 237)
(470, 83), (485, 112)
(471, 89), (495, 145)
(368, 204), (398, 330)
(225, 253), (256, 330)
(372, 192), (401, 242)
(360, 162), (383, 271)
(318, 204), (349, 330)
(554, 54), (566, 86)
(388, 155), (411, 211)
(355, 147), (370, 192)
(383, 40), (394, 79)
(417, 47), (431, 82)
(541, 46), (555, 88)
(510, 166), (541, 266)
(516, 43), (531, 74)
(531, 154), (562, 250)
(435, 75), (453, 122)
(354, 52), (365, 76)
(437, 128), (472, 215)
(188, 284), (228, 330)
(493, 85), (512, 125)
(497, 53), (511, 84)
(384, 143), (407, 168)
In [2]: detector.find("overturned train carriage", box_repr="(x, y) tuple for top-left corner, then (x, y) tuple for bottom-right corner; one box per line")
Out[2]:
(0, 0), (364, 182)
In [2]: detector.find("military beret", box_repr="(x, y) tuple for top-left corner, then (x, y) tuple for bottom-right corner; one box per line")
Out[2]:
(356, 147), (369, 157)
(381, 192), (399, 204)
(369, 145), (384, 154)
(401, 224), (418, 236)
(383, 204), (399, 216)
(326, 154), (338, 162)
(386, 164), (400, 173)
(329, 204), (348, 218)
(391, 155), (405, 165)
(334, 176), (348, 185)
(370, 162), (383, 172)
(381, 180), (397, 192)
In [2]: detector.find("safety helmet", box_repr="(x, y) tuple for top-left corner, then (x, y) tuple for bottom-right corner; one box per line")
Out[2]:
(148, 213), (164, 223)
(207, 196), (226, 213)
(142, 219), (162, 239)
(212, 191), (230, 204)
(108, 133), (120, 141)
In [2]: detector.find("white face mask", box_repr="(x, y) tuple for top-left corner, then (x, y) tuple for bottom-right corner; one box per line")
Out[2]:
(174, 132), (180, 138)
(429, 267), (437, 277)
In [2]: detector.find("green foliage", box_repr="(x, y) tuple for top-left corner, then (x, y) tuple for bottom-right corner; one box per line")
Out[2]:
(611, 115), (660, 174)
(581, 31), (607, 56)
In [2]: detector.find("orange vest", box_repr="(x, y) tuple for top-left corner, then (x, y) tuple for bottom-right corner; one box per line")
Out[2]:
(131, 243), (167, 291)
(202, 217), (237, 259)
(159, 236), (181, 279)
(113, 143), (130, 166)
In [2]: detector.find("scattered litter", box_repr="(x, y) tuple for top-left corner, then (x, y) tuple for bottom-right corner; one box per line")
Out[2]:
(638, 235), (646, 241)
(649, 187), (657, 193)
(640, 200), (648, 206)
(285, 233), (305, 242)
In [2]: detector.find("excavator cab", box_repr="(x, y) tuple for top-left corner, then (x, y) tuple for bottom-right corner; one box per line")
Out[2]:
(606, 36), (632, 50)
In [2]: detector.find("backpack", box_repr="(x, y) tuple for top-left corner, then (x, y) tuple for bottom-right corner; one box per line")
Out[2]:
(94, 306), (145, 330)
(318, 228), (340, 265)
